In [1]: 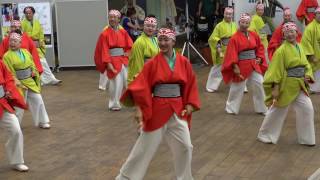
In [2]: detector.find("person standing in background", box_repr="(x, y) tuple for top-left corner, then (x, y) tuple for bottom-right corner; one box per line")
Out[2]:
(94, 9), (133, 111)
(206, 7), (237, 92)
(196, 0), (220, 35)
(21, 6), (62, 86)
(256, 0), (284, 33)
(222, 13), (268, 115)
(268, 7), (302, 60)
(0, 57), (28, 172)
(120, 0), (145, 23)
(301, 7), (320, 93)
(127, 16), (159, 84)
(296, 0), (319, 25)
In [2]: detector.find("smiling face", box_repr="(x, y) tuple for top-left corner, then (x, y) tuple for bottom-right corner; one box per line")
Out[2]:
(224, 11), (233, 22)
(283, 13), (292, 23)
(9, 38), (21, 51)
(24, 8), (34, 21)
(144, 23), (157, 36)
(108, 14), (120, 27)
(239, 20), (250, 31)
(284, 29), (297, 43)
(256, 8), (264, 16)
(158, 36), (175, 53)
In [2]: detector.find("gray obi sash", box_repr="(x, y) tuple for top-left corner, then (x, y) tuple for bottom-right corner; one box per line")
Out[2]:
(33, 40), (40, 48)
(259, 25), (268, 34)
(287, 66), (305, 78)
(153, 84), (181, 98)
(0, 85), (5, 98)
(16, 67), (32, 80)
(307, 7), (316, 13)
(220, 37), (230, 46)
(109, 48), (124, 57)
(238, 49), (256, 60)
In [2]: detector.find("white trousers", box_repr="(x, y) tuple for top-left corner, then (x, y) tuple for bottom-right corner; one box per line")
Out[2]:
(206, 65), (223, 91)
(108, 65), (127, 109)
(310, 70), (320, 92)
(116, 114), (193, 180)
(99, 71), (109, 90)
(40, 58), (58, 85)
(15, 90), (50, 126)
(258, 92), (315, 145)
(225, 71), (267, 114)
(0, 112), (24, 165)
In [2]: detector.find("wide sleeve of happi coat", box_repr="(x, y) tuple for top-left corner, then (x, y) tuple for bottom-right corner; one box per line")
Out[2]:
(221, 35), (239, 84)
(94, 33), (106, 73)
(263, 46), (285, 106)
(267, 26), (282, 60)
(120, 60), (153, 121)
(208, 23), (222, 64)
(0, 38), (9, 59)
(100, 31), (112, 65)
(296, 0), (307, 20)
(181, 55), (201, 112)
(127, 40), (145, 84)
(1, 61), (27, 110)
(123, 29), (133, 53)
(252, 31), (268, 73)
(27, 35), (43, 74)
(301, 24), (315, 56)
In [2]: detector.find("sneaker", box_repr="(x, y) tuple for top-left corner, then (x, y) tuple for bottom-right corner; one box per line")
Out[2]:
(206, 89), (217, 93)
(13, 164), (29, 172)
(110, 107), (121, 111)
(39, 123), (51, 129)
(98, 86), (106, 91)
(50, 79), (62, 85)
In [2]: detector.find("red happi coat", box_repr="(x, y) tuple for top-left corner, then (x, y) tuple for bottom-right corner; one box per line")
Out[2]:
(222, 30), (268, 84)
(120, 52), (200, 132)
(296, 0), (319, 25)
(0, 32), (43, 74)
(268, 22), (302, 60)
(94, 26), (133, 79)
(0, 60), (27, 119)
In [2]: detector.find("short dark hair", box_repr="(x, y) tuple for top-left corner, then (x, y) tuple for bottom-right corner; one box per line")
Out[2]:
(23, 6), (36, 14)
(12, 15), (20, 21)
(146, 14), (156, 18)
(126, 7), (136, 17)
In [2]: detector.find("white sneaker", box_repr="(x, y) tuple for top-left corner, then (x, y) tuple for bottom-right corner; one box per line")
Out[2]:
(13, 164), (29, 172)
(110, 107), (121, 111)
(206, 88), (217, 93)
(39, 123), (51, 129)
(50, 79), (62, 85)
(98, 86), (106, 91)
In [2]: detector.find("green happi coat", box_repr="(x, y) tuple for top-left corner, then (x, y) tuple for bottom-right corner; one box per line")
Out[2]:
(301, 19), (320, 72)
(127, 32), (159, 83)
(249, 14), (268, 48)
(263, 41), (313, 107)
(3, 49), (41, 94)
(21, 18), (46, 58)
(208, 19), (237, 65)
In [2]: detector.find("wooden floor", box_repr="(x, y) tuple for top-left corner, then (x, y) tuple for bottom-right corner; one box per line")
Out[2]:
(0, 66), (320, 180)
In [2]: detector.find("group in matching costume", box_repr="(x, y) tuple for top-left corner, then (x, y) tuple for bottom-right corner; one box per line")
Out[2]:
(0, 1), (319, 178)
(96, 3), (320, 179)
